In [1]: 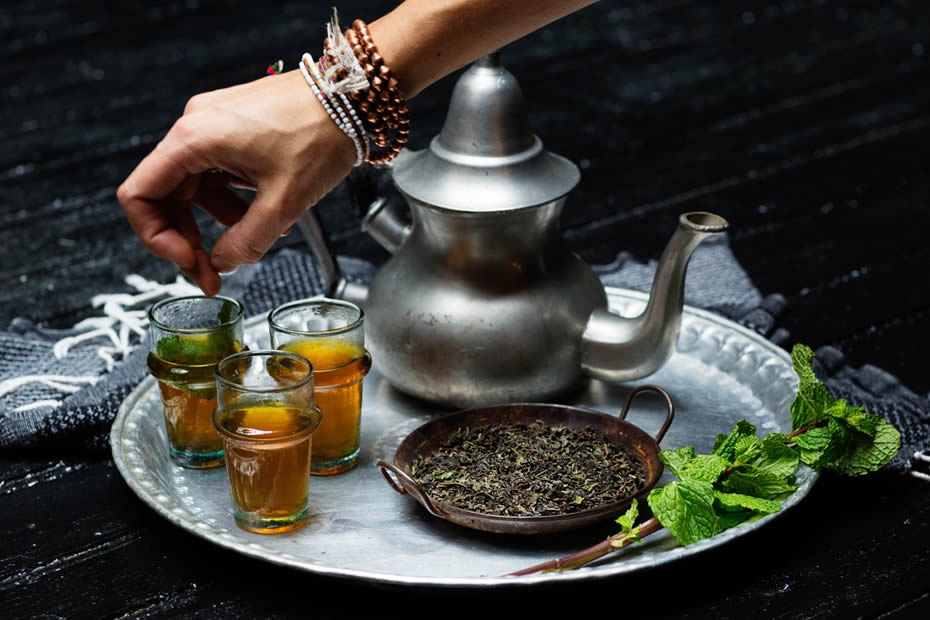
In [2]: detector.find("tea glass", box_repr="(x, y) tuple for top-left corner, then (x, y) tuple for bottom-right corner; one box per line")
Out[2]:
(213, 350), (322, 534)
(146, 295), (244, 469)
(268, 298), (372, 475)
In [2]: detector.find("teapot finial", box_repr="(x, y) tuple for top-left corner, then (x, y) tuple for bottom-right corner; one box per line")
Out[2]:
(475, 51), (501, 68)
(390, 53), (580, 213)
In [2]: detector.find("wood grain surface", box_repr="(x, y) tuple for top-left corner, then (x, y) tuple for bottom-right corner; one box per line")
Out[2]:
(1, 1), (928, 618)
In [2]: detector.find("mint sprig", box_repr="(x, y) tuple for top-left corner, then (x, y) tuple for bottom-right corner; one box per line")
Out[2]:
(511, 343), (901, 576)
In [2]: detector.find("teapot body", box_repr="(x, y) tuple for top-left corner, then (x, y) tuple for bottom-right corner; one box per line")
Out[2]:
(365, 197), (607, 407)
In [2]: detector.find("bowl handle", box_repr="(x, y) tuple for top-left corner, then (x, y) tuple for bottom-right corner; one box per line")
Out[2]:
(376, 460), (447, 518)
(617, 384), (675, 444)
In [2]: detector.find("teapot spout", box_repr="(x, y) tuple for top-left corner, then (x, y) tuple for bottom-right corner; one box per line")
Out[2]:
(581, 212), (729, 382)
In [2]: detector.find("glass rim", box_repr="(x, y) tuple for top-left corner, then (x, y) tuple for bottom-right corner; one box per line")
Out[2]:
(148, 295), (244, 334)
(214, 349), (314, 393)
(267, 297), (365, 338)
(213, 404), (322, 444)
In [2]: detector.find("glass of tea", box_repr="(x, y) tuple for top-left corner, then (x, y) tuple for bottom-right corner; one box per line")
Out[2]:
(147, 295), (245, 469)
(213, 350), (322, 534)
(268, 298), (371, 475)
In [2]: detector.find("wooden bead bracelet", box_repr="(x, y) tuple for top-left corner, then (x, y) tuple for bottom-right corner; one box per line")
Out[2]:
(336, 19), (410, 164)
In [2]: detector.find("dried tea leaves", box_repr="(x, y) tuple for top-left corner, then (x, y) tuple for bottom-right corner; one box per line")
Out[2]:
(411, 420), (647, 517)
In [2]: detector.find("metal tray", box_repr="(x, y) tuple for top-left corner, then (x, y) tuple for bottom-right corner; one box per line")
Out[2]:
(111, 287), (816, 587)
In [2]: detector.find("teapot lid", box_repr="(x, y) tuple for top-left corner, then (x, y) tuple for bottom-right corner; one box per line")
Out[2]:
(391, 53), (580, 213)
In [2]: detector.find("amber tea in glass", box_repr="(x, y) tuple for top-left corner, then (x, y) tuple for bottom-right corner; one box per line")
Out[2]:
(147, 295), (244, 468)
(268, 298), (371, 475)
(214, 350), (321, 534)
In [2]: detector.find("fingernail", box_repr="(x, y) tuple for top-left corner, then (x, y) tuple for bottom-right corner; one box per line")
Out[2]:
(211, 256), (236, 274)
(219, 266), (239, 277)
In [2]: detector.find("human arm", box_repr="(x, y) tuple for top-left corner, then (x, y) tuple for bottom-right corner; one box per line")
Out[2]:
(117, 0), (598, 295)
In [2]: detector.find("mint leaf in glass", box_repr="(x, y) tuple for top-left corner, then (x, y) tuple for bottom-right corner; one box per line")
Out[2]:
(155, 331), (240, 365)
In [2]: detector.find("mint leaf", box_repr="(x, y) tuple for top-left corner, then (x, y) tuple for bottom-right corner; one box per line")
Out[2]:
(609, 500), (642, 549)
(794, 425), (835, 467)
(715, 510), (754, 532)
(732, 434), (765, 465)
(679, 455), (732, 483)
(714, 490), (781, 515)
(825, 399), (879, 437)
(790, 344), (834, 429)
(794, 419), (852, 468)
(712, 421), (757, 461)
(155, 331), (240, 365)
(821, 418), (901, 476)
(755, 436), (800, 479)
(217, 299), (236, 324)
(612, 499), (641, 545)
(659, 446), (696, 477)
(722, 465), (797, 498)
(647, 479), (717, 545)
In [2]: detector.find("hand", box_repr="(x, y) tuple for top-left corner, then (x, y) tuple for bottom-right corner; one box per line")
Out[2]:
(117, 70), (356, 295)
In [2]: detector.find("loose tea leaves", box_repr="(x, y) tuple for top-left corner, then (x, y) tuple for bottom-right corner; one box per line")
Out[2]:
(411, 421), (647, 517)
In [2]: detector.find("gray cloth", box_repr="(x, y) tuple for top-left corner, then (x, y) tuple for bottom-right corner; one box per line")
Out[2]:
(0, 238), (926, 471)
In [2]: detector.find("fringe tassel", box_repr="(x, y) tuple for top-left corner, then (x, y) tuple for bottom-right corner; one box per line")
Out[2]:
(322, 8), (370, 96)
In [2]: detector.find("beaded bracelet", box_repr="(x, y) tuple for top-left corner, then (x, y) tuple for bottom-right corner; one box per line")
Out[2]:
(311, 55), (370, 162)
(333, 19), (410, 164)
(299, 53), (366, 167)
(315, 55), (370, 161)
(286, 9), (411, 166)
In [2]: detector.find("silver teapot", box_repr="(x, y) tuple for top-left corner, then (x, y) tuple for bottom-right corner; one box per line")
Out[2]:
(301, 54), (728, 407)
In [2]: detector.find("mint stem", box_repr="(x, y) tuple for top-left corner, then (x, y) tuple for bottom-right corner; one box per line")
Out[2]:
(786, 418), (828, 439)
(508, 517), (663, 576)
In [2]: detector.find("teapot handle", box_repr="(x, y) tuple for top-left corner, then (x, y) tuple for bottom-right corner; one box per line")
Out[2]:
(295, 207), (342, 296)
(298, 163), (411, 304)
(617, 384), (675, 444)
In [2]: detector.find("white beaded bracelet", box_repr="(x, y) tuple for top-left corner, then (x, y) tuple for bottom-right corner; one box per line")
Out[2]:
(315, 57), (370, 161)
(299, 53), (365, 167)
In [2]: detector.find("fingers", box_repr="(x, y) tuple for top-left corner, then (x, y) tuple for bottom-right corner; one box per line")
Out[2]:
(176, 248), (222, 296)
(165, 198), (203, 250)
(210, 185), (305, 274)
(118, 181), (198, 270)
(117, 128), (208, 270)
(192, 184), (250, 227)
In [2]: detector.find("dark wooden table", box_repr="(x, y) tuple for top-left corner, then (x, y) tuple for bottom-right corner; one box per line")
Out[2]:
(2, 1), (929, 617)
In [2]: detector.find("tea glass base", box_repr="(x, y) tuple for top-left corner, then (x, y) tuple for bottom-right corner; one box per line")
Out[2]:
(234, 507), (309, 535)
(168, 446), (224, 469)
(311, 448), (359, 476)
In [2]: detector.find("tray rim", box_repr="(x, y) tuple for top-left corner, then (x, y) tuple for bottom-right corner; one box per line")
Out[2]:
(110, 286), (817, 587)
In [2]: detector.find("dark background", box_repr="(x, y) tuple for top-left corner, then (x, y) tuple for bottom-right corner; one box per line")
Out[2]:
(1, 1), (929, 618)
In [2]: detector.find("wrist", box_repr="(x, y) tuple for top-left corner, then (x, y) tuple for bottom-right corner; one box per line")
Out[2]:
(367, 0), (599, 98)
(285, 69), (357, 170)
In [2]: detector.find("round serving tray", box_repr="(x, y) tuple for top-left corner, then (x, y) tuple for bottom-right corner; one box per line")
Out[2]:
(111, 287), (816, 587)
